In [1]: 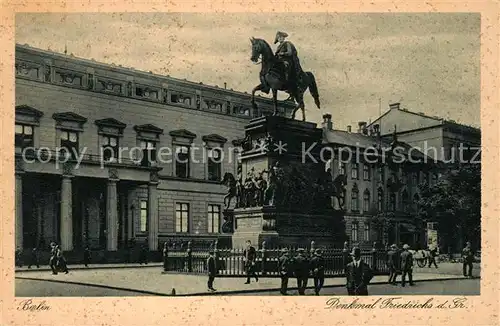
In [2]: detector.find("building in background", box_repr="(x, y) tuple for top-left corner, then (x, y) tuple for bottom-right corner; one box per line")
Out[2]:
(14, 44), (295, 256)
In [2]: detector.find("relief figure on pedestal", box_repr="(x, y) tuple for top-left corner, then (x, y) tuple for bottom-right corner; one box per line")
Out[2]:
(221, 172), (237, 210)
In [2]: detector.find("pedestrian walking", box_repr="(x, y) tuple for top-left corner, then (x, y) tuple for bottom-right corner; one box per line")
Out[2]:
(400, 244), (414, 287)
(28, 247), (40, 269)
(387, 244), (398, 285)
(277, 248), (293, 295)
(15, 247), (23, 267)
(462, 242), (474, 278)
(83, 245), (91, 267)
(56, 245), (69, 274)
(139, 239), (149, 265)
(162, 242), (169, 273)
(243, 240), (258, 284)
(294, 248), (309, 295)
(428, 246), (438, 268)
(49, 242), (58, 275)
(207, 250), (217, 292)
(310, 248), (325, 295)
(345, 247), (373, 296)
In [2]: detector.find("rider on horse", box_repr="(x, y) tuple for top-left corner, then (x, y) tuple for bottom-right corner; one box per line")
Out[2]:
(274, 31), (303, 88)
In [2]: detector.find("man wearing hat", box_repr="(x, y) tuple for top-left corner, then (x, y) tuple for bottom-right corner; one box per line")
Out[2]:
(310, 248), (326, 295)
(293, 248), (310, 295)
(206, 250), (217, 292)
(277, 248), (293, 295)
(387, 244), (399, 285)
(273, 31), (302, 85)
(400, 244), (414, 287)
(345, 247), (373, 295)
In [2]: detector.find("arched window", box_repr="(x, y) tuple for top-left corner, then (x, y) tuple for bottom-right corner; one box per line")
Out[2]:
(363, 189), (371, 212)
(363, 164), (371, 180)
(351, 187), (359, 212)
(377, 188), (384, 211)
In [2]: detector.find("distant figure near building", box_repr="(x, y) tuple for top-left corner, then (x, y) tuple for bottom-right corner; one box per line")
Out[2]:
(278, 248), (293, 295)
(83, 246), (91, 267)
(310, 248), (325, 295)
(386, 244), (399, 285)
(139, 239), (149, 265)
(400, 244), (414, 287)
(243, 240), (258, 284)
(15, 247), (23, 267)
(345, 247), (373, 295)
(428, 246), (438, 268)
(28, 247), (40, 269)
(56, 245), (69, 274)
(207, 250), (217, 292)
(462, 242), (474, 278)
(294, 248), (310, 295)
(49, 242), (58, 275)
(162, 242), (169, 272)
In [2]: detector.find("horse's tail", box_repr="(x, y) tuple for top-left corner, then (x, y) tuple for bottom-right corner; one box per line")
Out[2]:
(306, 71), (321, 109)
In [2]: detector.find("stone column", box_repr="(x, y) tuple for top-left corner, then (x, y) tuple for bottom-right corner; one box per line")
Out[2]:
(148, 182), (159, 251)
(15, 173), (23, 249)
(106, 179), (118, 251)
(60, 175), (74, 251)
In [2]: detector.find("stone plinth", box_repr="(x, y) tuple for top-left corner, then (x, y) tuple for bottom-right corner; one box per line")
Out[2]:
(232, 116), (347, 248)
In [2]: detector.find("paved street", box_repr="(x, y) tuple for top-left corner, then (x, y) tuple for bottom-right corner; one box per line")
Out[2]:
(15, 262), (479, 297)
(237, 279), (480, 296)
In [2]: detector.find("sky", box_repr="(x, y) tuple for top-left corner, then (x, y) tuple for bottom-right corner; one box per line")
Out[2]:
(15, 13), (480, 128)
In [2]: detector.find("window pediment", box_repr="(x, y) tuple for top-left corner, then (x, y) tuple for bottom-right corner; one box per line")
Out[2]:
(202, 134), (228, 145)
(53, 111), (87, 130)
(169, 129), (197, 141)
(96, 118), (126, 135)
(15, 105), (44, 125)
(134, 124), (164, 134)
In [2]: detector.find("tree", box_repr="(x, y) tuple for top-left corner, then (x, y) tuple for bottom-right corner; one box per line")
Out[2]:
(417, 163), (481, 252)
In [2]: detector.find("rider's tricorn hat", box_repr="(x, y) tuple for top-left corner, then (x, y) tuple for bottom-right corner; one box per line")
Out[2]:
(274, 31), (289, 44)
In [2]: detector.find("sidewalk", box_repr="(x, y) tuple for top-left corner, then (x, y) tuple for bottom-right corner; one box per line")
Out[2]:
(15, 262), (163, 272)
(15, 265), (472, 296)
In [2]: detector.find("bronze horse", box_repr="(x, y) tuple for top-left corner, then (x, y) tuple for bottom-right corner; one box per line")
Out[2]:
(249, 37), (321, 121)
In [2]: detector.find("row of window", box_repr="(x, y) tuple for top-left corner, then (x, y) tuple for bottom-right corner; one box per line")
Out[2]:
(139, 201), (222, 234)
(15, 121), (226, 181)
(349, 188), (420, 213)
(338, 162), (437, 185)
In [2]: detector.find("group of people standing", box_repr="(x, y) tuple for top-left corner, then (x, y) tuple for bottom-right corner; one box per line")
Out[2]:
(386, 244), (415, 287)
(49, 242), (69, 275)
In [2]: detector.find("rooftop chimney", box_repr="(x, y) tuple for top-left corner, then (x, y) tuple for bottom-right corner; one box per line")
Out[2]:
(358, 121), (367, 133)
(322, 113), (333, 131)
(389, 102), (400, 110)
(347, 125), (352, 133)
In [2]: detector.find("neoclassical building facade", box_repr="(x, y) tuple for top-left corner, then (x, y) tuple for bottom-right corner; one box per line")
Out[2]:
(14, 44), (295, 253)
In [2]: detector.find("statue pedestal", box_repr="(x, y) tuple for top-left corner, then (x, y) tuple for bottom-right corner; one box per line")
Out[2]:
(232, 116), (346, 248)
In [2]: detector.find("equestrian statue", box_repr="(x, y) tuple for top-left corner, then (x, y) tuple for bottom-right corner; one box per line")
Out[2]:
(250, 31), (321, 121)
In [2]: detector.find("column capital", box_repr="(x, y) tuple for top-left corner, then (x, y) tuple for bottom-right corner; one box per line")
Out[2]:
(108, 178), (119, 184)
(62, 174), (74, 180)
(148, 181), (159, 187)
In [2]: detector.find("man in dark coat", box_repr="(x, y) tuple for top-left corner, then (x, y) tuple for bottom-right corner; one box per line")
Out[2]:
(28, 247), (40, 269)
(428, 246), (438, 268)
(207, 250), (217, 292)
(387, 244), (399, 285)
(345, 247), (373, 295)
(462, 242), (474, 278)
(294, 248), (310, 295)
(400, 244), (414, 287)
(83, 245), (91, 267)
(278, 248), (293, 295)
(162, 242), (169, 273)
(49, 242), (58, 275)
(243, 240), (258, 284)
(139, 239), (148, 265)
(310, 248), (326, 295)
